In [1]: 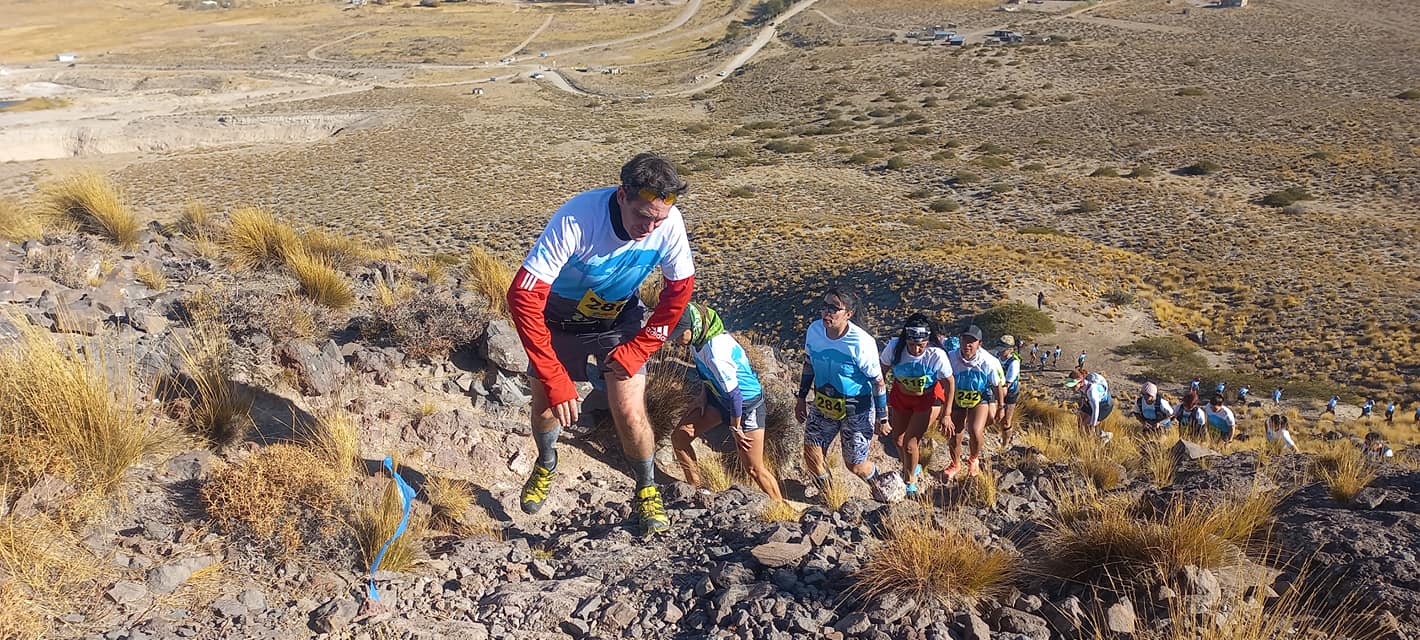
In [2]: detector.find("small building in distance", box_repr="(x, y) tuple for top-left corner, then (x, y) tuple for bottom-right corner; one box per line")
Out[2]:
(55, 52), (77, 63)
(1219, 0), (1248, 6)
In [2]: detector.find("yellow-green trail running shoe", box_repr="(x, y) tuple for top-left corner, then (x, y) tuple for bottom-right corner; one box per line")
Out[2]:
(520, 462), (556, 514)
(634, 485), (670, 535)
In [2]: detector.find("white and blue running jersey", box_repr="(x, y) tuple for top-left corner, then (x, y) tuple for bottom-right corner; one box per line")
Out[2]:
(521, 187), (694, 316)
(947, 348), (1004, 408)
(692, 333), (762, 406)
(879, 338), (953, 396)
(805, 320), (883, 409)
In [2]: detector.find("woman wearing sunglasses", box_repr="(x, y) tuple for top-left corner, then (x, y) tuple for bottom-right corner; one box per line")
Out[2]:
(669, 303), (783, 502)
(879, 313), (954, 497)
(795, 288), (889, 493)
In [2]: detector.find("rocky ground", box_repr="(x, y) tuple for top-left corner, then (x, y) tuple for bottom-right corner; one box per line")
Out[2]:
(3, 222), (1419, 640)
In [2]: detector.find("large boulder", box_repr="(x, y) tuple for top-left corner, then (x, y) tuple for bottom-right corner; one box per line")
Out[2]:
(277, 339), (346, 396)
(480, 319), (528, 373)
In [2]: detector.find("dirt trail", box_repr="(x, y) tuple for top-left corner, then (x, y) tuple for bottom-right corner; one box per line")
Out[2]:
(502, 15), (554, 59)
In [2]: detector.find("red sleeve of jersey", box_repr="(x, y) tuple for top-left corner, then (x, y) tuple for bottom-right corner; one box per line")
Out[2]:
(608, 275), (694, 376)
(507, 267), (578, 407)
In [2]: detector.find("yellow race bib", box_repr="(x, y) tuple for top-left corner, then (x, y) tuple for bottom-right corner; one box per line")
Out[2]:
(813, 394), (848, 420)
(956, 390), (983, 409)
(898, 375), (930, 395)
(576, 289), (628, 320)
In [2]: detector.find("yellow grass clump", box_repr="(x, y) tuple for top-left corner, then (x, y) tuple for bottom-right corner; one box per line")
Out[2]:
(301, 407), (361, 478)
(201, 444), (349, 555)
(301, 228), (379, 270)
(1034, 486), (1279, 587)
(465, 246), (514, 317)
(854, 514), (1017, 607)
(134, 261), (168, 291)
(0, 198), (43, 243)
(0, 514), (108, 638)
(170, 314), (252, 447)
(285, 247), (356, 309)
(822, 477), (850, 512)
(424, 476), (500, 538)
(1311, 441), (1376, 503)
(38, 173), (140, 248)
(761, 500), (800, 522)
(696, 450), (734, 492)
(354, 472), (426, 573)
(0, 97), (71, 112)
(0, 319), (163, 501)
(225, 206), (302, 271)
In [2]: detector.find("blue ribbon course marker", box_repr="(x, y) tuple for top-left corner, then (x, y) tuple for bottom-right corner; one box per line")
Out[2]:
(367, 456), (417, 602)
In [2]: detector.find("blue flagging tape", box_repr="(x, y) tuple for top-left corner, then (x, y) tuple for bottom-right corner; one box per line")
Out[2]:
(366, 456), (416, 602)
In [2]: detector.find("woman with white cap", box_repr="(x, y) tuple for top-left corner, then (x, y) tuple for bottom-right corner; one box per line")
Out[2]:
(1065, 368), (1114, 442)
(944, 325), (1005, 479)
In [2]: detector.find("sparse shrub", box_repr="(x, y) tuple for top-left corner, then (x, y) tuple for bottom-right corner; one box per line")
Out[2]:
(684, 122), (713, 134)
(854, 515), (1016, 606)
(930, 150), (955, 161)
(764, 139), (813, 153)
(1260, 186), (1314, 208)
(225, 206), (301, 270)
(908, 187), (933, 199)
(1181, 160), (1222, 175)
(285, 248), (355, 309)
(0, 198), (42, 243)
(1127, 165), (1156, 178)
(929, 199), (959, 213)
(954, 170), (981, 184)
(1073, 198), (1107, 214)
(1103, 288), (1136, 306)
(38, 173), (140, 248)
(974, 155), (1011, 169)
(1175, 86), (1206, 96)
(465, 246), (514, 317)
(372, 288), (490, 361)
(1089, 166), (1119, 178)
(885, 156), (908, 170)
(1021, 162), (1046, 171)
(201, 444), (350, 557)
(975, 302), (1054, 346)
(728, 185), (758, 198)
(1394, 88), (1420, 100)
(0, 320), (163, 502)
(1019, 225), (1065, 236)
(988, 183), (1014, 194)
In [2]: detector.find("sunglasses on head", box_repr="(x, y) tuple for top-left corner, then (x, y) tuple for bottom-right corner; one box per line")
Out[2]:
(633, 187), (679, 205)
(905, 326), (930, 342)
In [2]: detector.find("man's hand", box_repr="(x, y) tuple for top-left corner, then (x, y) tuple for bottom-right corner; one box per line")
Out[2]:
(795, 398), (808, 423)
(937, 412), (955, 433)
(551, 398), (580, 429)
(876, 418), (892, 437)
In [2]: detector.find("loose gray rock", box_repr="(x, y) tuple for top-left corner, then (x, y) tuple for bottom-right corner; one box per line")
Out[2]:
(309, 598), (357, 634)
(106, 580), (149, 605)
(239, 588), (268, 613)
(211, 596), (248, 620)
(480, 320), (529, 373)
(1172, 439), (1220, 461)
(1175, 565), (1222, 608)
(1105, 598), (1137, 634)
(278, 339), (346, 396)
(146, 555), (218, 595)
(751, 541), (811, 568)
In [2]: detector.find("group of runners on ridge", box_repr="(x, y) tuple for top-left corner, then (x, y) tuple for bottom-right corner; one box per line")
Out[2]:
(505, 153), (1402, 535)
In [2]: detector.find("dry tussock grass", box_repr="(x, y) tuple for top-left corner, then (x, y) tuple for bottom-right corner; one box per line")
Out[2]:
(0, 319), (163, 504)
(0, 514), (108, 639)
(134, 261), (168, 291)
(761, 500), (800, 522)
(1034, 484), (1279, 588)
(424, 476), (471, 531)
(465, 246), (513, 317)
(696, 451), (734, 492)
(1311, 441), (1376, 503)
(1164, 565), (1385, 640)
(354, 473), (425, 573)
(0, 197), (42, 243)
(225, 206), (302, 271)
(645, 358), (695, 444)
(822, 477), (850, 512)
(301, 407), (361, 479)
(300, 228), (381, 269)
(285, 247), (356, 309)
(854, 514), (1017, 607)
(38, 173), (140, 248)
(169, 313), (252, 447)
(201, 444), (350, 557)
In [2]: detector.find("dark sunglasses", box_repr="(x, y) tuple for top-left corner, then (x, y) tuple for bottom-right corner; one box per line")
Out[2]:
(822, 304), (847, 314)
(633, 187), (679, 205)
